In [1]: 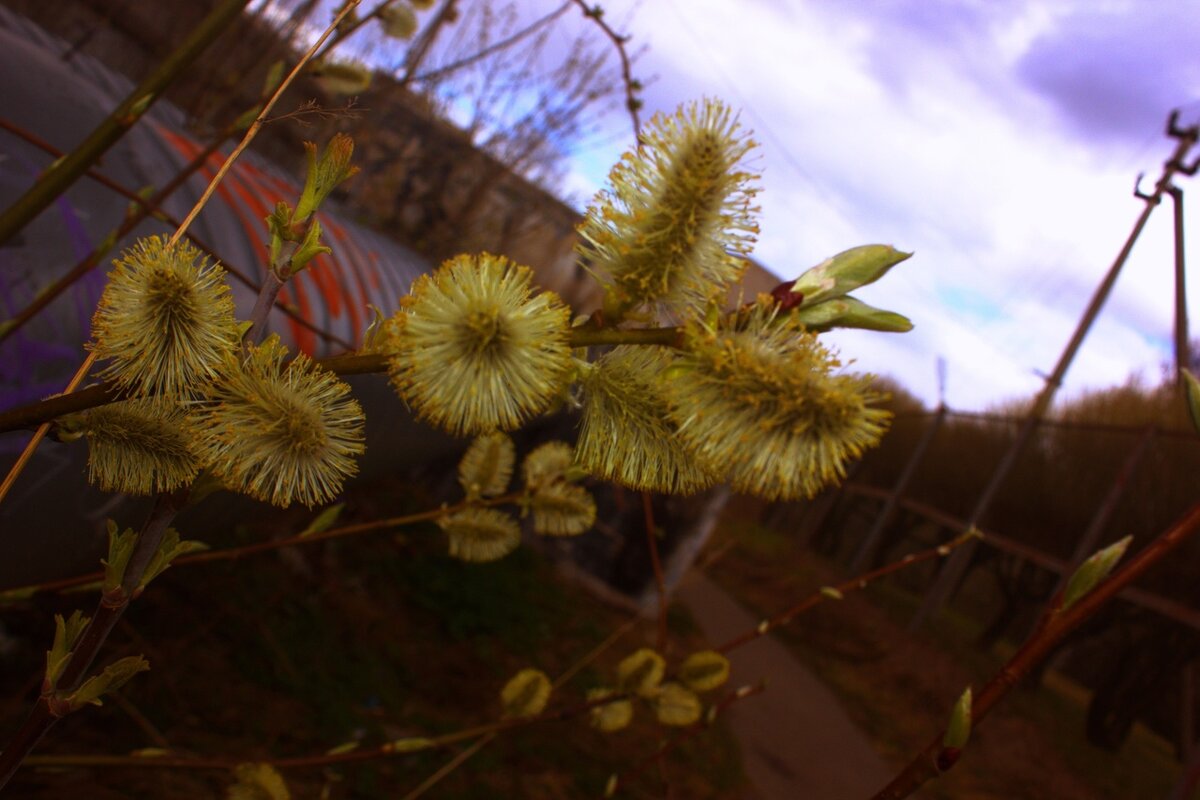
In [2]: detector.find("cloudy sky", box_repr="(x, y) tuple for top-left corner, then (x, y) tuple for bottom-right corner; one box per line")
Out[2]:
(541, 0), (1200, 411)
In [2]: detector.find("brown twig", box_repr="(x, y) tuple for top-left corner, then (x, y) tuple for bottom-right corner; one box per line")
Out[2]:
(0, 119), (351, 351)
(570, 0), (642, 136)
(870, 502), (1200, 799)
(0, 327), (683, 433)
(642, 491), (668, 651)
(714, 529), (981, 655)
(1, 492), (524, 598)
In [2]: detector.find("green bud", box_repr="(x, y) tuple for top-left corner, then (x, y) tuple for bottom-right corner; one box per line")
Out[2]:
(300, 503), (345, 538)
(792, 295), (913, 333)
(289, 218), (333, 274)
(1061, 536), (1132, 612)
(943, 686), (972, 750)
(294, 134), (360, 223)
(101, 520), (138, 594)
(790, 245), (912, 307)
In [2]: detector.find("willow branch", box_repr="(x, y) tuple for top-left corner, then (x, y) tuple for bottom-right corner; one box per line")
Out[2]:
(0, 326), (682, 433)
(871, 502), (1200, 800)
(0, 0), (252, 249)
(715, 529), (980, 655)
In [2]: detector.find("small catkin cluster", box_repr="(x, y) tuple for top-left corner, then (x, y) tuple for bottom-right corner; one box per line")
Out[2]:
(82, 239), (365, 507)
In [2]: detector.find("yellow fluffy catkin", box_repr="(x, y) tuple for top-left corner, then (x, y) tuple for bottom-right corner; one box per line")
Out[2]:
(386, 253), (572, 436)
(577, 98), (759, 316)
(189, 336), (364, 508)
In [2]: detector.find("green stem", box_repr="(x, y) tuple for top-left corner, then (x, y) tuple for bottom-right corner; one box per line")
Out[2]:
(0, 0), (251, 248)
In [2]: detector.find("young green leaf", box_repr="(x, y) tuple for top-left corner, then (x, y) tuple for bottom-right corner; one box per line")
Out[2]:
(790, 295), (913, 333)
(102, 520), (138, 594)
(137, 528), (209, 592)
(651, 682), (703, 727)
(1061, 536), (1132, 612)
(588, 689), (634, 733)
(67, 655), (150, 710)
(45, 610), (91, 691)
(300, 503), (345, 538)
(458, 433), (516, 499)
(500, 668), (552, 718)
(617, 648), (666, 696)
(1182, 368), (1200, 434)
(789, 245), (912, 307)
(678, 650), (731, 693)
(943, 686), (972, 750)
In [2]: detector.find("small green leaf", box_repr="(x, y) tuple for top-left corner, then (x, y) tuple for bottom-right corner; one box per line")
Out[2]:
(102, 520), (137, 593)
(289, 218), (332, 274)
(500, 668), (552, 718)
(45, 610), (90, 690)
(820, 586), (844, 600)
(651, 682), (703, 727)
(67, 655), (150, 710)
(294, 133), (359, 222)
(678, 651), (731, 693)
(588, 689), (634, 733)
(361, 305), (388, 353)
(324, 741), (359, 756)
(385, 737), (433, 753)
(943, 687), (973, 750)
(138, 529), (209, 592)
(791, 295), (913, 333)
(1061, 536), (1132, 612)
(300, 504), (345, 538)
(1182, 369), (1200, 434)
(790, 245), (912, 307)
(458, 433), (516, 499)
(617, 648), (665, 696)
(228, 762), (291, 800)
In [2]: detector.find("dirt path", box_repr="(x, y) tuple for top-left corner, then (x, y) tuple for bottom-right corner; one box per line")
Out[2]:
(677, 571), (897, 800)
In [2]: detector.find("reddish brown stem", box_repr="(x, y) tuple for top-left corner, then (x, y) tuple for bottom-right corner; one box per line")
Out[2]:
(715, 530), (979, 655)
(871, 502), (1200, 799)
(642, 491), (668, 651)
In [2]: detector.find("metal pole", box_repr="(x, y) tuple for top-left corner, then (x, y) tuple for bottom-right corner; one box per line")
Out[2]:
(911, 114), (1199, 630)
(849, 405), (946, 573)
(1170, 185), (1190, 385)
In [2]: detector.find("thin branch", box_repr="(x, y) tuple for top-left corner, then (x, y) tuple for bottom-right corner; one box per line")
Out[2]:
(715, 529), (981, 655)
(0, 352), (96, 507)
(410, 2), (572, 84)
(569, 0), (641, 136)
(642, 491), (668, 651)
(0, 119), (351, 351)
(0, 0), (252, 249)
(607, 682), (767, 796)
(1, 493), (522, 598)
(0, 327), (684, 433)
(871, 502), (1200, 799)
